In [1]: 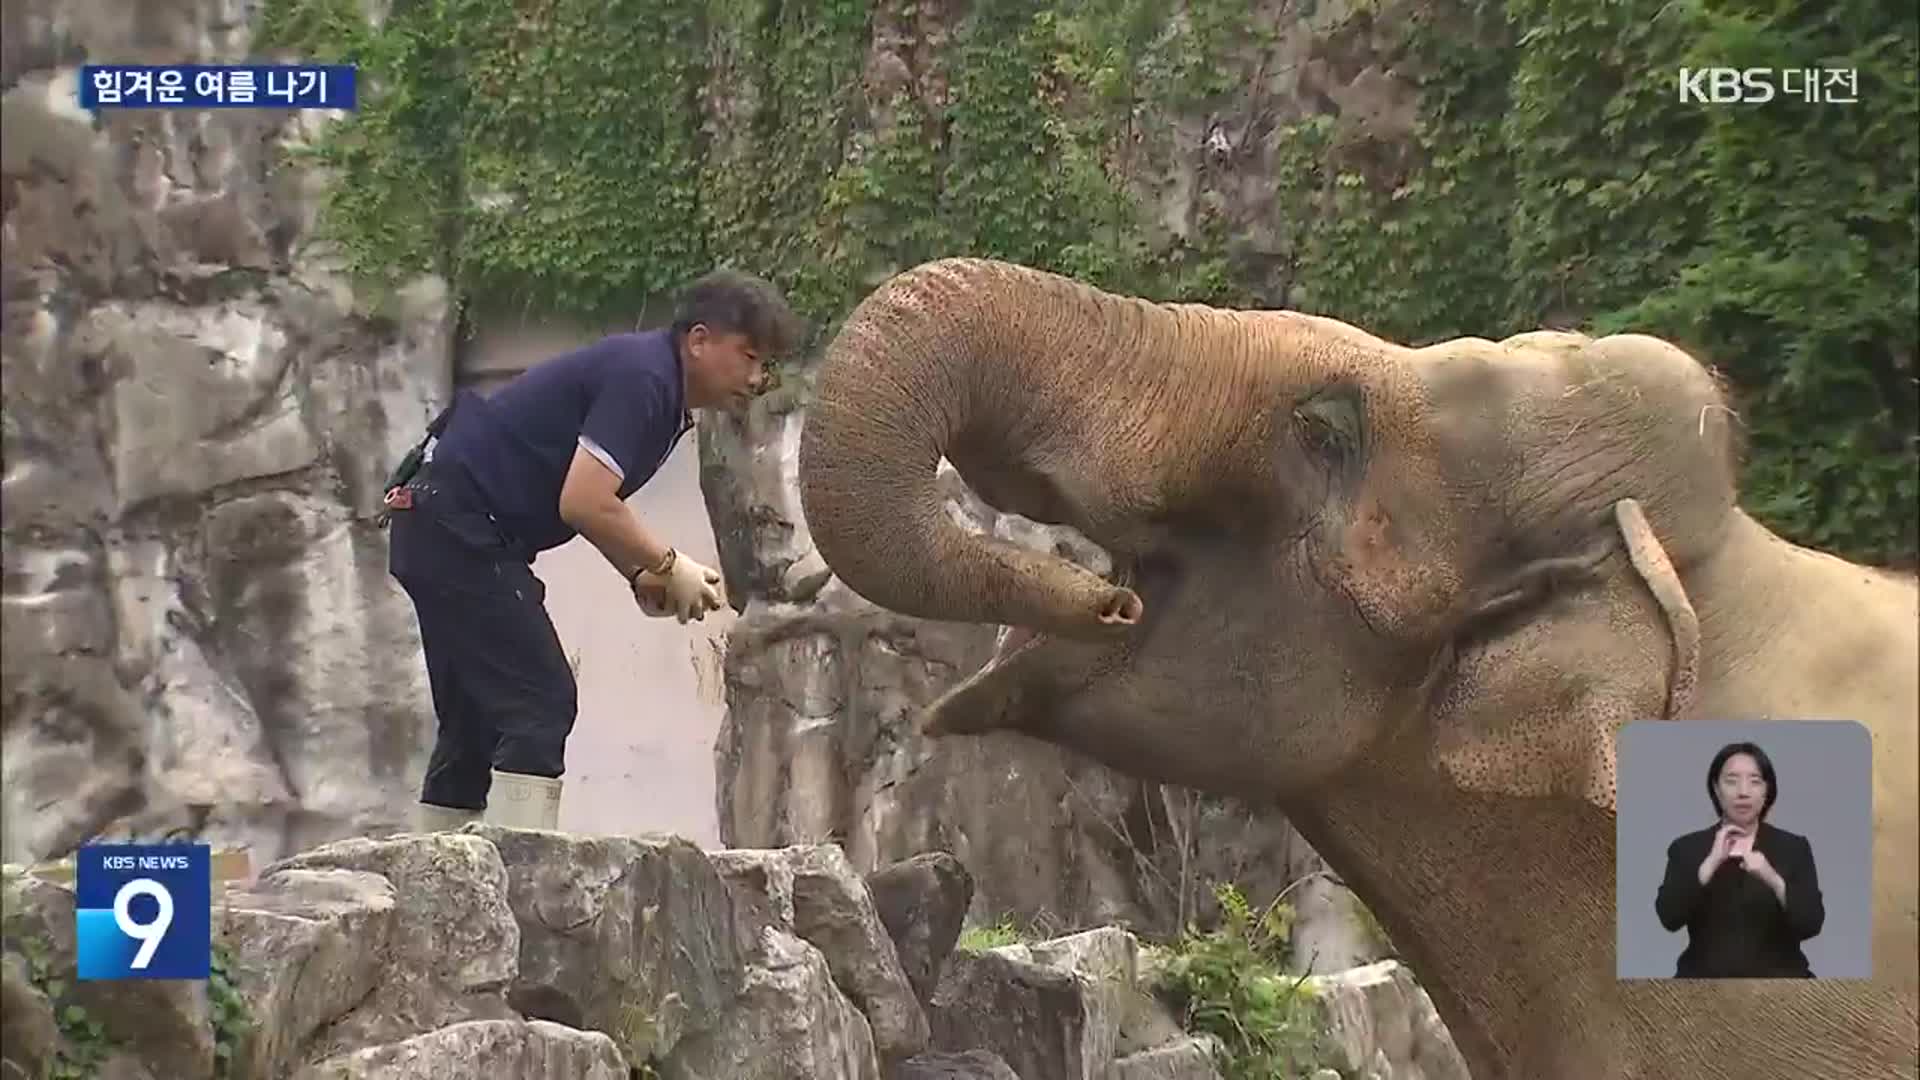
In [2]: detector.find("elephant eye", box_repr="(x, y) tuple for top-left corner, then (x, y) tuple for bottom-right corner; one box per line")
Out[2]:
(1293, 385), (1364, 460)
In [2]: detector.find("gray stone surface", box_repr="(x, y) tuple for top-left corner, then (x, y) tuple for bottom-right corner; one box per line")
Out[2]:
(1026, 928), (1186, 1058)
(920, 925), (1240, 1080)
(1303, 960), (1470, 1080)
(928, 945), (1108, 1080)
(1109, 1037), (1227, 1080)
(1, 836), (1465, 1080)
(866, 851), (975, 1004)
(661, 928), (880, 1080)
(0, 867), (216, 1079)
(293, 1019), (629, 1080)
(709, 844), (929, 1065)
(254, 833), (523, 1061)
(0, 952), (59, 1080)
(465, 825), (749, 1064)
(894, 1048), (1023, 1079)
(214, 867), (400, 1079)
(1, 0), (452, 868)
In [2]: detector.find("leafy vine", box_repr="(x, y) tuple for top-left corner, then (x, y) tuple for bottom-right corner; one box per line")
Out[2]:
(257, 0), (1914, 564)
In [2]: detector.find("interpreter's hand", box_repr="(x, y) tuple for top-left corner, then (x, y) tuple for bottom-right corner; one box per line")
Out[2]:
(1698, 822), (1746, 886)
(635, 550), (727, 624)
(1739, 847), (1777, 884)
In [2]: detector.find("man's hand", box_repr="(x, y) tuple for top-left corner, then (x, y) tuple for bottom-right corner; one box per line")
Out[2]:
(632, 576), (672, 617)
(634, 550), (726, 623)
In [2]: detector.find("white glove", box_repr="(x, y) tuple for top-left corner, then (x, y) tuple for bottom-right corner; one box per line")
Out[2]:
(632, 549), (725, 624)
(633, 577), (673, 618)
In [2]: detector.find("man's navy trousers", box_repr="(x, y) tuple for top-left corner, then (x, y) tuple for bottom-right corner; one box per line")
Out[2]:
(387, 463), (577, 810)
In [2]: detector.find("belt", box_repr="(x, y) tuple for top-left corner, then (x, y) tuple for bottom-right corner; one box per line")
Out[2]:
(388, 465), (536, 564)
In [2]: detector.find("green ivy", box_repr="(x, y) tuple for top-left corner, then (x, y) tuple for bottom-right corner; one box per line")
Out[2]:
(3, 924), (116, 1079)
(1596, 0), (1919, 562)
(257, 0), (1914, 565)
(208, 944), (255, 1079)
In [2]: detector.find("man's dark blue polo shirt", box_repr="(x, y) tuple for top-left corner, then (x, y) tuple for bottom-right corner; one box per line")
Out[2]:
(430, 330), (692, 557)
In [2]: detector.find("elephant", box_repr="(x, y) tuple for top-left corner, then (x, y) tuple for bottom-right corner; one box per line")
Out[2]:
(795, 258), (1919, 1079)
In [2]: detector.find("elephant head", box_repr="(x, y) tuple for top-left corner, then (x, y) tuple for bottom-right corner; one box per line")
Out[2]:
(797, 258), (1738, 806)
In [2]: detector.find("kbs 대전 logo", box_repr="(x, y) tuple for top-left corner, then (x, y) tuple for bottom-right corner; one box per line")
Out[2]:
(1677, 67), (1859, 104)
(74, 844), (212, 980)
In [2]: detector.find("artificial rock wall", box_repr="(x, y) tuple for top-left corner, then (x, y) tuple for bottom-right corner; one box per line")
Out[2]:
(2, 0), (452, 863)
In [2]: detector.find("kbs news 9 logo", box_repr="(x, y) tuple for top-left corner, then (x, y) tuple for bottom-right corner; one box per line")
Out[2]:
(74, 844), (212, 981)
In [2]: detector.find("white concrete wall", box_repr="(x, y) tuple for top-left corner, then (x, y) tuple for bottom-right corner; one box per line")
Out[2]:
(462, 315), (727, 847)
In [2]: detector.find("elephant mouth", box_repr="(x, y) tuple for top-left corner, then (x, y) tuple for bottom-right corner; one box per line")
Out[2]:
(922, 623), (1046, 737)
(984, 623), (1046, 670)
(922, 560), (1139, 737)
(986, 557), (1140, 665)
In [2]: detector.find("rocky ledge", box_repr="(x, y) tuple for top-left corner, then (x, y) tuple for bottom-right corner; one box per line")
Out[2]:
(1, 829), (1464, 1080)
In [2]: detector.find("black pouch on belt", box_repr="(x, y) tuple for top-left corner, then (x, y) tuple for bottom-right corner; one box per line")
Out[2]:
(378, 397), (459, 527)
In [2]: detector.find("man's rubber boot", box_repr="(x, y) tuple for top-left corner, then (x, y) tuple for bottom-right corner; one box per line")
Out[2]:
(483, 769), (563, 830)
(413, 802), (482, 832)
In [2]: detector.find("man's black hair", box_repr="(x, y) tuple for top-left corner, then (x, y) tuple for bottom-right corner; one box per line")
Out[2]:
(672, 268), (807, 359)
(1705, 740), (1779, 819)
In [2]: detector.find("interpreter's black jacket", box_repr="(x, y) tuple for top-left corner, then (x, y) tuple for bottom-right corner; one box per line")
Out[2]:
(1654, 821), (1825, 978)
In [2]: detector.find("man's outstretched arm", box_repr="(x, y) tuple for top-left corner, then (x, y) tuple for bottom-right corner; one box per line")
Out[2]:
(557, 446), (674, 579)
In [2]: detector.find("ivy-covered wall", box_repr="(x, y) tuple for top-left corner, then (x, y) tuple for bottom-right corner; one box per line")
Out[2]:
(262, 0), (1917, 566)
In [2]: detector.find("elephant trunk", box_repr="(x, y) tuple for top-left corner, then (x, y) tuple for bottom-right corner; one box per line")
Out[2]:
(798, 259), (1214, 638)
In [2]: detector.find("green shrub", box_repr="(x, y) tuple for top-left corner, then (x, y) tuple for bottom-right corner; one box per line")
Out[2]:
(1152, 883), (1328, 1079)
(955, 919), (1026, 953)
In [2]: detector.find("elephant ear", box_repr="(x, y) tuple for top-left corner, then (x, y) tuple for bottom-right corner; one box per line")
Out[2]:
(1424, 499), (1701, 813)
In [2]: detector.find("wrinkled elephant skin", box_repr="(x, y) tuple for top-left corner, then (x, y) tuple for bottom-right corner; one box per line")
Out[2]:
(796, 258), (1920, 1080)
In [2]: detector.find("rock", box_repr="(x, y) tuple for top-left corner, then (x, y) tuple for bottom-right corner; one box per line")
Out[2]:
(698, 393), (825, 608)
(711, 848), (800, 956)
(1289, 871), (1380, 974)
(709, 844), (929, 1064)
(466, 825), (748, 1064)
(292, 1019), (628, 1079)
(258, 833), (520, 1060)
(662, 929), (880, 1080)
(214, 867), (399, 1079)
(1367, 1046), (1403, 1080)
(866, 851), (974, 1004)
(2, 0), (451, 870)
(1109, 1036), (1227, 1080)
(7, 831), (1459, 1080)
(893, 1048), (1023, 1079)
(926, 945), (1108, 1080)
(1024, 928), (1184, 1057)
(1303, 960), (1468, 1080)
(1411, 989), (1471, 1080)
(924, 927), (1213, 1080)
(786, 845), (931, 1063)
(0, 867), (215, 1079)
(1, 952), (59, 1080)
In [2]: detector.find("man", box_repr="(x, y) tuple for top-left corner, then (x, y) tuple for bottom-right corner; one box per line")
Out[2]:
(385, 268), (805, 832)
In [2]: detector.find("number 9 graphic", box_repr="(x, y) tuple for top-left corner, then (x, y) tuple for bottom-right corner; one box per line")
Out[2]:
(112, 877), (174, 970)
